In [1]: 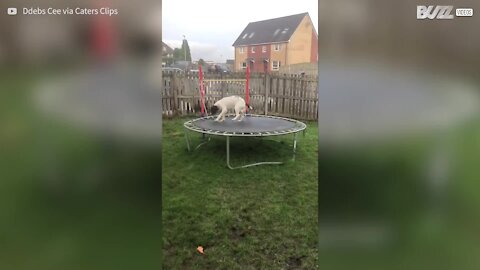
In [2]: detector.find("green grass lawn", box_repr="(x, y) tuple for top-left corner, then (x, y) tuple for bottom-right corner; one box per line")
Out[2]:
(162, 117), (319, 269)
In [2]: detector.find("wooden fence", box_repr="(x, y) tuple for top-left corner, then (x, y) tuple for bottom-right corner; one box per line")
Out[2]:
(162, 71), (318, 120)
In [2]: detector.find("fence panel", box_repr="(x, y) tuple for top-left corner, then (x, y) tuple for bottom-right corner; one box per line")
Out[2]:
(161, 72), (318, 120)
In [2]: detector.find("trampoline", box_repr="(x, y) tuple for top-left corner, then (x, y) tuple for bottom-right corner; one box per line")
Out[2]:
(184, 114), (307, 169)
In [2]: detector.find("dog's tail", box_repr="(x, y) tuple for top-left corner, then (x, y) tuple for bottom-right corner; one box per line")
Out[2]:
(246, 103), (253, 111)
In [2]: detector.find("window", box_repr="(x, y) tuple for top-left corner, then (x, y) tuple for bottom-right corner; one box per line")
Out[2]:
(242, 33), (248, 39)
(239, 47), (244, 53)
(281, 28), (289, 34)
(272, 61), (280, 71)
(249, 32), (255, 38)
(273, 29), (280, 36)
(251, 47), (255, 53)
(241, 62), (247, 70)
(262, 46), (266, 53)
(273, 44), (280, 51)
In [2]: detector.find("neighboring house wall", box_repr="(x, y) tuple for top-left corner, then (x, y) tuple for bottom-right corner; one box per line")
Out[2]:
(234, 42), (290, 72)
(261, 44), (271, 72)
(310, 30), (318, 63)
(246, 44), (271, 73)
(287, 16), (315, 65)
(279, 62), (318, 76)
(246, 45), (255, 70)
(234, 46), (246, 71)
(233, 14), (317, 73)
(270, 43), (287, 72)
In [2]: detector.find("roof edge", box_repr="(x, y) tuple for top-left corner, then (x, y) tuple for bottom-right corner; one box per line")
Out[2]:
(233, 41), (290, 47)
(249, 12), (309, 24)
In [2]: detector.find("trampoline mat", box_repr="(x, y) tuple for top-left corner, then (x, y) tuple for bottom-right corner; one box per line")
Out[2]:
(191, 115), (300, 134)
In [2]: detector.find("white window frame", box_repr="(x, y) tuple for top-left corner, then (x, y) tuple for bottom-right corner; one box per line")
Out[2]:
(272, 61), (280, 71)
(239, 47), (244, 54)
(262, 46), (266, 53)
(273, 44), (280, 51)
(241, 62), (247, 70)
(251, 46), (255, 53)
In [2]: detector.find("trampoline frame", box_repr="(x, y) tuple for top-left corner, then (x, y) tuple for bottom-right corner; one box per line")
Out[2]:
(183, 114), (307, 169)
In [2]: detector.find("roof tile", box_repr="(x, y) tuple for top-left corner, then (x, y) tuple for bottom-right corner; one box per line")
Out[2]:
(232, 13), (309, 46)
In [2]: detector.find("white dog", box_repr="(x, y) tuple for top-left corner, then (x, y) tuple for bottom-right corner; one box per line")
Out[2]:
(210, 96), (252, 122)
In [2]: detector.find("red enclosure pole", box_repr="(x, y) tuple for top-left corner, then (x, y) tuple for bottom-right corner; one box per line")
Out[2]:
(245, 65), (250, 113)
(90, 0), (116, 62)
(199, 65), (205, 116)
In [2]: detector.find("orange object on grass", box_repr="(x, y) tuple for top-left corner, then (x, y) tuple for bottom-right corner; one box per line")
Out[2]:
(197, 246), (204, 254)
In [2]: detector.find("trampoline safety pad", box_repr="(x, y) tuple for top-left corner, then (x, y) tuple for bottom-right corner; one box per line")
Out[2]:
(184, 114), (306, 136)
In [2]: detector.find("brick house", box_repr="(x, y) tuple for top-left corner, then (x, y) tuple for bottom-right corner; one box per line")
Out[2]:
(232, 12), (318, 73)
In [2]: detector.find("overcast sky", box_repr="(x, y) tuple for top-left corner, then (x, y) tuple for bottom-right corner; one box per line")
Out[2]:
(162, 0), (318, 63)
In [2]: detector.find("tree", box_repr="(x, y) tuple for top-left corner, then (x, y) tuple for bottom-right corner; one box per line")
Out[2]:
(181, 38), (192, 61)
(198, 58), (207, 69)
(173, 38), (192, 62)
(173, 48), (183, 61)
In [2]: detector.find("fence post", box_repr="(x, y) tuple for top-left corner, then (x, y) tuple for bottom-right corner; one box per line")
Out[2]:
(245, 65), (250, 113)
(264, 73), (270, 115)
(300, 77), (305, 119)
(172, 73), (179, 116)
(192, 76), (196, 114)
(221, 72), (225, 98)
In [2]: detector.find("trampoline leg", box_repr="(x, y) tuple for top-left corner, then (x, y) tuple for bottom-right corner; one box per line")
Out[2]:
(292, 132), (298, 161)
(184, 127), (191, 152)
(293, 132), (298, 153)
(226, 136), (283, 170)
(195, 136), (211, 150)
(226, 136), (232, 169)
(185, 128), (211, 152)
